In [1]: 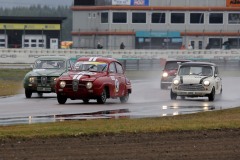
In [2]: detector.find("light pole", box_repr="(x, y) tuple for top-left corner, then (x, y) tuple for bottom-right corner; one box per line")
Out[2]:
(23, 25), (27, 48)
(220, 29), (222, 49)
(42, 28), (44, 49)
(78, 28), (81, 48)
(4, 25), (6, 48)
(238, 30), (240, 49)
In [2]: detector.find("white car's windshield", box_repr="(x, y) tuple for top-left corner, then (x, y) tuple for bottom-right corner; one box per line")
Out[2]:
(34, 60), (65, 69)
(179, 66), (213, 76)
(74, 61), (108, 72)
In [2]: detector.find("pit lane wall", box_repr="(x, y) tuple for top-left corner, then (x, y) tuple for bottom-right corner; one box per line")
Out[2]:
(0, 49), (240, 64)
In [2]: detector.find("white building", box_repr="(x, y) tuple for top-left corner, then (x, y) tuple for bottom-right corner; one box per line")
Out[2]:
(72, 0), (240, 50)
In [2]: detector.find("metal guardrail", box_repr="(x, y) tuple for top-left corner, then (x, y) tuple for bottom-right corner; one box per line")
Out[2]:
(1, 48), (240, 64)
(1, 49), (240, 70)
(1, 59), (240, 70)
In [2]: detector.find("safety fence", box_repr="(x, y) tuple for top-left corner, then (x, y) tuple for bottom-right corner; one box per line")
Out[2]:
(0, 49), (240, 70)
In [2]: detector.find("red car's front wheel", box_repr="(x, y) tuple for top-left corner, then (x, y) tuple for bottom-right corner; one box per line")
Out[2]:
(97, 88), (107, 104)
(57, 94), (67, 104)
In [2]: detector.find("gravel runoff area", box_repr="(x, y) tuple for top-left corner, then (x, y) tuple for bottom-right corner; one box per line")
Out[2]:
(0, 129), (240, 160)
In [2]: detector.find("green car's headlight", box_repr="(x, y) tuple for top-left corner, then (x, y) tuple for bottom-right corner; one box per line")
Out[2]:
(60, 81), (66, 88)
(51, 77), (58, 83)
(29, 77), (35, 83)
(86, 82), (93, 89)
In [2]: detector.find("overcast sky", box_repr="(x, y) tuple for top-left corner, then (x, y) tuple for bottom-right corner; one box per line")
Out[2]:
(0, 0), (73, 8)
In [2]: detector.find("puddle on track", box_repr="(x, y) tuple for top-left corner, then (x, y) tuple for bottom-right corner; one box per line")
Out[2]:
(0, 105), (216, 126)
(0, 109), (130, 126)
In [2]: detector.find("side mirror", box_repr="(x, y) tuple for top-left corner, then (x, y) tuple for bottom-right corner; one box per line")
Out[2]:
(30, 64), (34, 69)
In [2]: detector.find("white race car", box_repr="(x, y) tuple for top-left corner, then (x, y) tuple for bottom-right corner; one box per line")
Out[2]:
(170, 62), (222, 101)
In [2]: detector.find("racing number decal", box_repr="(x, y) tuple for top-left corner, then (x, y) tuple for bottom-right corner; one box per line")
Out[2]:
(115, 79), (119, 93)
(110, 76), (119, 93)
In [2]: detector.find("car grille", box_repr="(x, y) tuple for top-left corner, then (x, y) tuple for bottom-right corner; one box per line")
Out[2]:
(64, 80), (86, 91)
(72, 79), (79, 91)
(178, 84), (205, 91)
(37, 77), (54, 86)
(41, 77), (47, 86)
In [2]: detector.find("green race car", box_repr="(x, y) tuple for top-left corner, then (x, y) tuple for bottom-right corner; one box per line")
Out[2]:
(23, 56), (74, 98)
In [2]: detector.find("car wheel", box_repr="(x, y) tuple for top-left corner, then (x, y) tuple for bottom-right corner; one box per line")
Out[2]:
(180, 96), (185, 100)
(170, 89), (177, 100)
(120, 91), (129, 103)
(83, 99), (89, 104)
(208, 87), (215, 101)
(37, 92), (43, 97)
(25, 89), (32, 98)
(57, 94), (67, 104)
(160, 84), (166, 90)
(97, 88), (107, 104)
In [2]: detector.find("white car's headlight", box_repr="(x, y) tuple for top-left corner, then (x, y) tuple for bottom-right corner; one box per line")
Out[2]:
(60, 81), (66, 88)
(86, 82), (93, 89)
(173, 79), (179, 85)
(162, 72), (168, 78)
(29, 77), (35, 83)
(203, 80), (210, 86)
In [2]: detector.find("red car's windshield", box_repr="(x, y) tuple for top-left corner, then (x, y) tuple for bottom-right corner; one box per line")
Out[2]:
(164, 62), (179, 70)
(73, 61), (108, 72)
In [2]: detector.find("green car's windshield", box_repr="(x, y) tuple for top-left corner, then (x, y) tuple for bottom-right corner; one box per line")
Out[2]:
(74, 61), (108, 72)
(179, 66), (213, 76)
(34, 60), (66, 69)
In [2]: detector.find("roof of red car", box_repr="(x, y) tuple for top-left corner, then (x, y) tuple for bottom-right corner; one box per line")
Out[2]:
(77, 57), (119, 63)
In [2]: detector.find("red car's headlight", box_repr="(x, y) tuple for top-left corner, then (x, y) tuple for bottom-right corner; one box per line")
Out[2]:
(162, 72), (168, 77)
(60, 81), (66, 88)
(86, 82), (93, 89)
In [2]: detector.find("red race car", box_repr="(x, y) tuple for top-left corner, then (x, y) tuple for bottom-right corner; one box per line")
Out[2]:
(55, 57), (132, 104)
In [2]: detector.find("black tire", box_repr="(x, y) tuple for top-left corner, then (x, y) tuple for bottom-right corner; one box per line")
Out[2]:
(97, 88), (107, 104)
(120, 91), (129, 103)
(161, 83), (167, 90)
(208, 87), (215, 101)
(25, 89), (32, 98)
(37, 92), (43, 97)
(180, 96), (185, 100)
(170, 89), (177, 100)
(83, 99), (89, 104)
(57, 94), (67, 104)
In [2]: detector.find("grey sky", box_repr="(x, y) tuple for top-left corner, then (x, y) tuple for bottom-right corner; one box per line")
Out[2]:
(0, 0), (73, 8)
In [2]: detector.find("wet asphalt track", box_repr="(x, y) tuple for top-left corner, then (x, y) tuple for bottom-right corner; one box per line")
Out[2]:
(0, 77), (240, 126)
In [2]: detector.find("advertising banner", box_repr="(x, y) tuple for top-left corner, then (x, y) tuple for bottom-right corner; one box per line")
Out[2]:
(112, 0), (149, 6)
(226, 0), (240, 7)
(0, 23), (60, 30)
(131, 0), (149, 6)
(136, 31), (180, 38)
(112, 0), (131, 5)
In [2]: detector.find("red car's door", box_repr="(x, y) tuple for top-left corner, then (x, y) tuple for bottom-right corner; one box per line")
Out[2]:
(108, 62), (125, 97)
(115, 62), (126, 96)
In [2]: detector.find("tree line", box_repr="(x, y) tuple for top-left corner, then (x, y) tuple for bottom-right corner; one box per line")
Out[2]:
(0, 5), (72, 40)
